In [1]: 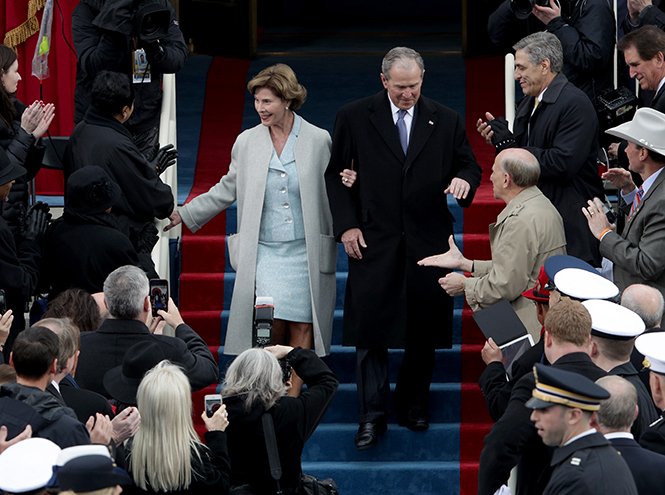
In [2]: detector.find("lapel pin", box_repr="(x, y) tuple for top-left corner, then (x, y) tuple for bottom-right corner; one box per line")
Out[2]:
(429, 121), (434, 125)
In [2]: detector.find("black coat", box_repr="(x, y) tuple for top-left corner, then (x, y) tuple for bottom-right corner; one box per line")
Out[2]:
(630, 327), (664, 398)
(325, 91), (482, 349)
(543, 432), (637, 495)
(487, 0), (615, 102)
(477, 352), (607, 495)
(509, 72), (605, 267)
(608, 362), (659, 440)
(639, 411), (665, 455)
(225, 347), (338, 493)
(0, 382), (90, 448)
(58, 376), (115, 423)
(77, 319), (218, 398)
(39, 212), (141, 301)
(123, 431), (230, 495)
(63, 106), (174, 228)
(0, 215), (41, 360)
(0, 99), (45, 236)
(609, 436), (665, 495)
(478, 338), (547, 422)
(72, 0), (188, 133)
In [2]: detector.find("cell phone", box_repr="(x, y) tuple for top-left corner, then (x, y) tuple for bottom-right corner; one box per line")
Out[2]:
(205, 394), (222, 418)
(0, 289), (6, 315)
(149, 279), (168, 317)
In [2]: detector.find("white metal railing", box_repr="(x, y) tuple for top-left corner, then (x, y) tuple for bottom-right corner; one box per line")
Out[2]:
(505, 53), (515, 131)
(151, 73), (180, 280)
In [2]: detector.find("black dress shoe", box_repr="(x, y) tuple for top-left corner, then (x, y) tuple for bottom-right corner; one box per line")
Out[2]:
(354, 420), (388, 451)
(397, 410), (429, 431)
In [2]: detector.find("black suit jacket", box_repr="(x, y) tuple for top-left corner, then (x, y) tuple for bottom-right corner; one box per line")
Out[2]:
(608, 362), (659, 440)
(609, 436), (665, 495)
(77, 319), (218, 397)
(477, 352), (607, 495)
(325, 91), (482, 349)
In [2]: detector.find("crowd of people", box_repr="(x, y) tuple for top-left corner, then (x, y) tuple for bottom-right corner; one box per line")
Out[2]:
(4, 0), (665, 493)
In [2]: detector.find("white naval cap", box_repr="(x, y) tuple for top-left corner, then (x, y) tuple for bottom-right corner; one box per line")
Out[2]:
(582, 299), (645, 339)
(553, 268), (619, 300)
(55, 444), (112, 467)
(0, 438), (61, 493)
(635, 332), (665, 374)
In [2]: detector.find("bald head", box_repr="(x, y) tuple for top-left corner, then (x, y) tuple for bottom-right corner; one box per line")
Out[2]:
(621, 284), (665, 329)
(497, 149), (540, 188)
(595, 375), (638, 433)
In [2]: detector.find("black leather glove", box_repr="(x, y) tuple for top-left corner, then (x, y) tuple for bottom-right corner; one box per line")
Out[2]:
(130, 222), (159, 254)
(151, 144), (178, 175)
(488, 117), (517, 152)
(143, 40), (166, 63)
(20, 203), (51, 243)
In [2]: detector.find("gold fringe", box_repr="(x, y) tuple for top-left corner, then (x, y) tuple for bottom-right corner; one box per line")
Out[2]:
(4, 0), (48, 50)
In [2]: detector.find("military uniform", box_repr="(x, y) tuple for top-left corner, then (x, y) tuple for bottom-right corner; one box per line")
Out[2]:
(639, 413), (665, 455)
(544, 432), (638, 495)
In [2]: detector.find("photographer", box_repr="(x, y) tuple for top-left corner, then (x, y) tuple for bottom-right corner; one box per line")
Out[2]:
(72, 0), (187, 160)
(487, 0), (614, 102)
(223, 345), (338, 494)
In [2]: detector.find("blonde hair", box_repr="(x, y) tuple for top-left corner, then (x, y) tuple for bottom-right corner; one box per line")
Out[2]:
(129, 361), (204, 491)
(247, 64), (307, 110)
(59, 489), (114, 495)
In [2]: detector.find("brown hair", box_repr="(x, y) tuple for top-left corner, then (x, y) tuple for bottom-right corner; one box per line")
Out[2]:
(44, 289), (102, 333)
(0, 363), (16, 384)
(545, 299), (591, 346)
(618, 25), (665, 62)
(0, 45), (17, 126)
(247, 64), (307, 111)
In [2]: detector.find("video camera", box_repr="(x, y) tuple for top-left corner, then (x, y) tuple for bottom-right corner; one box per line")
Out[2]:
(134, 0), (171, 43)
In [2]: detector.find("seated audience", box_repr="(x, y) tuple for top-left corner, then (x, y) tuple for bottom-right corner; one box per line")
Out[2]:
(594, 375), (665, 495)
(39, 167), (144, 300)
(0, 326), (111, 448)
(43, 288), (103, 334)
(76, 265), (218, 397)
(123, 361), (230, 495)
(0, 437), (61, 495)
(223, 345), (338, 493)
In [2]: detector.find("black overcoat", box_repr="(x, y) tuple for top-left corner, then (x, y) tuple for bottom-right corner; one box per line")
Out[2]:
(325, 91), (482, 349)
(510, 72), (604, 267)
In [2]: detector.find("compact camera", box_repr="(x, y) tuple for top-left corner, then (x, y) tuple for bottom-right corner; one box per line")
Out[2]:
(512, 0), (561, 19)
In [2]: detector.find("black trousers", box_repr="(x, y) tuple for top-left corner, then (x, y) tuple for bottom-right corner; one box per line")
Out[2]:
(355, 344), (435, 423)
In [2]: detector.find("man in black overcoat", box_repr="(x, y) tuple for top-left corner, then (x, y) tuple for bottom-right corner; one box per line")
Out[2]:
(477, 31), (605, 267)
(325, 47), (482, 450)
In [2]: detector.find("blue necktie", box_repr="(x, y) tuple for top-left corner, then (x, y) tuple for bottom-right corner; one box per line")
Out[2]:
(396, 109), (408, 155)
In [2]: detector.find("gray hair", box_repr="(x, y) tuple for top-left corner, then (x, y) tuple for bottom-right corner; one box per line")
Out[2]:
(131, 361), (203, 491)
(103, 265), (149, 320)
(39, 317), (79, 375)
(513, 32), (564, 74)
(382, 47), (425, 80)
(500, 152), (540, 187)
(622, 284), (665, 329)
(222, 348), (287, 412)
(595, 375), (637, 432)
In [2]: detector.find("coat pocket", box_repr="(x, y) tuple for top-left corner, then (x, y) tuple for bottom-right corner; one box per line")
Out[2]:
(319, 234), (337, 274)
(227, 233), (239, 271)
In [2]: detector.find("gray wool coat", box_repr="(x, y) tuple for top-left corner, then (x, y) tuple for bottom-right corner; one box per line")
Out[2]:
(179, 118), (336, 356)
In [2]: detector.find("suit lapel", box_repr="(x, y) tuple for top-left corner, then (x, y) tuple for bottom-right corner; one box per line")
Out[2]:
(369, 92), (406, 163)
(624, 167), (665, 236)
(652, 85), (665, 108)
(404, 98), (437, 172)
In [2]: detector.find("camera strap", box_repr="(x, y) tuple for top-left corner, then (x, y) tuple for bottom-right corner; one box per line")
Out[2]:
(261, 412), (284, 495)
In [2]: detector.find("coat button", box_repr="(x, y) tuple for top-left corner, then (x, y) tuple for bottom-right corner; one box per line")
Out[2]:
(281, 173), (286, 178)
(283, 203), (290, 209)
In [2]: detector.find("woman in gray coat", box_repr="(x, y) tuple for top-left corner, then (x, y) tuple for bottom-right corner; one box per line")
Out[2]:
(166, 64), (336, 394)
